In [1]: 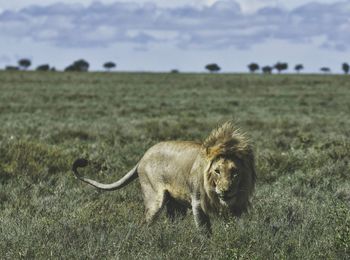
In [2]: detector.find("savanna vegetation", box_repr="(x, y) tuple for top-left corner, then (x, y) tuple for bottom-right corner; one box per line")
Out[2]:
(0, 71), (349, 259)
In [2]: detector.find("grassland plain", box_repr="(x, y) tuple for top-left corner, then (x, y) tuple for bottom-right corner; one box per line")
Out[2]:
(0, 71), (349, 259)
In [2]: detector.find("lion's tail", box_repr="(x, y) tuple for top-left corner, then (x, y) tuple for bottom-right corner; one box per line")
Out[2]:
(72, 158), (138, 191)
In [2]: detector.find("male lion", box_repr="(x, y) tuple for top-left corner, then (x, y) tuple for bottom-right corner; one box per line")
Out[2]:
(72, 121), (256, 234)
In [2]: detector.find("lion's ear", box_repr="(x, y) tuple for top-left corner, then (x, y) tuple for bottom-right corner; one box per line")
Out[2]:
(206, 144), (223, 160)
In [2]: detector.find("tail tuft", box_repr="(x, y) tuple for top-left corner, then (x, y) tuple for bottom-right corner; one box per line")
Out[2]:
(72, 158), (89, 176)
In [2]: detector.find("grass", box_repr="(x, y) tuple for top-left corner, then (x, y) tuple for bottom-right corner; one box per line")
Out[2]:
(0, 71), (349, 259)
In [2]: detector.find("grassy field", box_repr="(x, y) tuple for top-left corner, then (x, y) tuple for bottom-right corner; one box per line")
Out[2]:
(0, 71), (349, 259)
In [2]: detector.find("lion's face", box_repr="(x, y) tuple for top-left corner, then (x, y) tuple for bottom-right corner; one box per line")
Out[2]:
(208, 157), (246, 206)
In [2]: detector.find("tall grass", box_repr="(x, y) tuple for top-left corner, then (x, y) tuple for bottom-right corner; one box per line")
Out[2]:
(0, 71), (349, 259)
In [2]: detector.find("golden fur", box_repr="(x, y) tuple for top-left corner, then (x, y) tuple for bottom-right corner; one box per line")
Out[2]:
(73, 121), (256, 234)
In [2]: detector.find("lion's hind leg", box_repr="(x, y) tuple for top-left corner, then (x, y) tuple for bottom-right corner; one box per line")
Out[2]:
(143, 189), (168, 225)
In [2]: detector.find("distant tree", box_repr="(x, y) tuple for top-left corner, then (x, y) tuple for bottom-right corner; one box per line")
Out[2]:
(294, 64), (304, 74)
(103, 62), (116, 71)
(50, 67), (56, 72)
(248, 63), (259, 73)
(5, 66), (19, 71)
(18, 59), (31, 70)
(65, 59), (89, 72)
(64, 65), (75, 72)
(342, 62), (349, 74)
(262, 66), (273, 74)
(274, 62), (288, 74)
(36, 64), (50, 71)
(320, 67), (331, 74)
(74, 59), (89, 71)
(205, 63), (221, 73)
(170, 69), (179, 74)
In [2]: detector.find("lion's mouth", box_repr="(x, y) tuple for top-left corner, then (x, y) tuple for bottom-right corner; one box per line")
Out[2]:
(218, 192), (236, 202)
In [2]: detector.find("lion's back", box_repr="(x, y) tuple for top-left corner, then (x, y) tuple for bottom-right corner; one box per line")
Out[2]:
(139, 141), (201, 175)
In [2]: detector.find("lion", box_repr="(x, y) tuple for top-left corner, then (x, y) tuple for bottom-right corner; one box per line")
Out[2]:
(72, 121), (256, 234)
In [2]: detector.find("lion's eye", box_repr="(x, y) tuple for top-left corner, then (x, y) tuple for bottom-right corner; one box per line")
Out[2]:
(214, 169), (221, 175)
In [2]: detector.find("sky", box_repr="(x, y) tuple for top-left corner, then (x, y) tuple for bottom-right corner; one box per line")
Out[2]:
(0, 0), (349, 73)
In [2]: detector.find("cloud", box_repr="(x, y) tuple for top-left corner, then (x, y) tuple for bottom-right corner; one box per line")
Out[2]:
(0, 0), (349, 51)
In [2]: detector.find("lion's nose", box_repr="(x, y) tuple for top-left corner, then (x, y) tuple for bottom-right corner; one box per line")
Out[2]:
(218, 190), (230, 199)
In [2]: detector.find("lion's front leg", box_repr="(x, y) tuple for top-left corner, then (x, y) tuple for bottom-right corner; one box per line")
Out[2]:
(191, 195), (212, 235)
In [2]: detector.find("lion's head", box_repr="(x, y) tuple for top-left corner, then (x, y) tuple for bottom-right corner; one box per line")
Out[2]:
(203, 121), (256, 216)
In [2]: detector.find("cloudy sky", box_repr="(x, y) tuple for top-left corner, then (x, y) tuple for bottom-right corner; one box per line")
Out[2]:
(0, 0), (349, 72)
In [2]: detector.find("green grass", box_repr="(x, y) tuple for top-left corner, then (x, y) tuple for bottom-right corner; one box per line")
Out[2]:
(0, 71), (349, 259)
